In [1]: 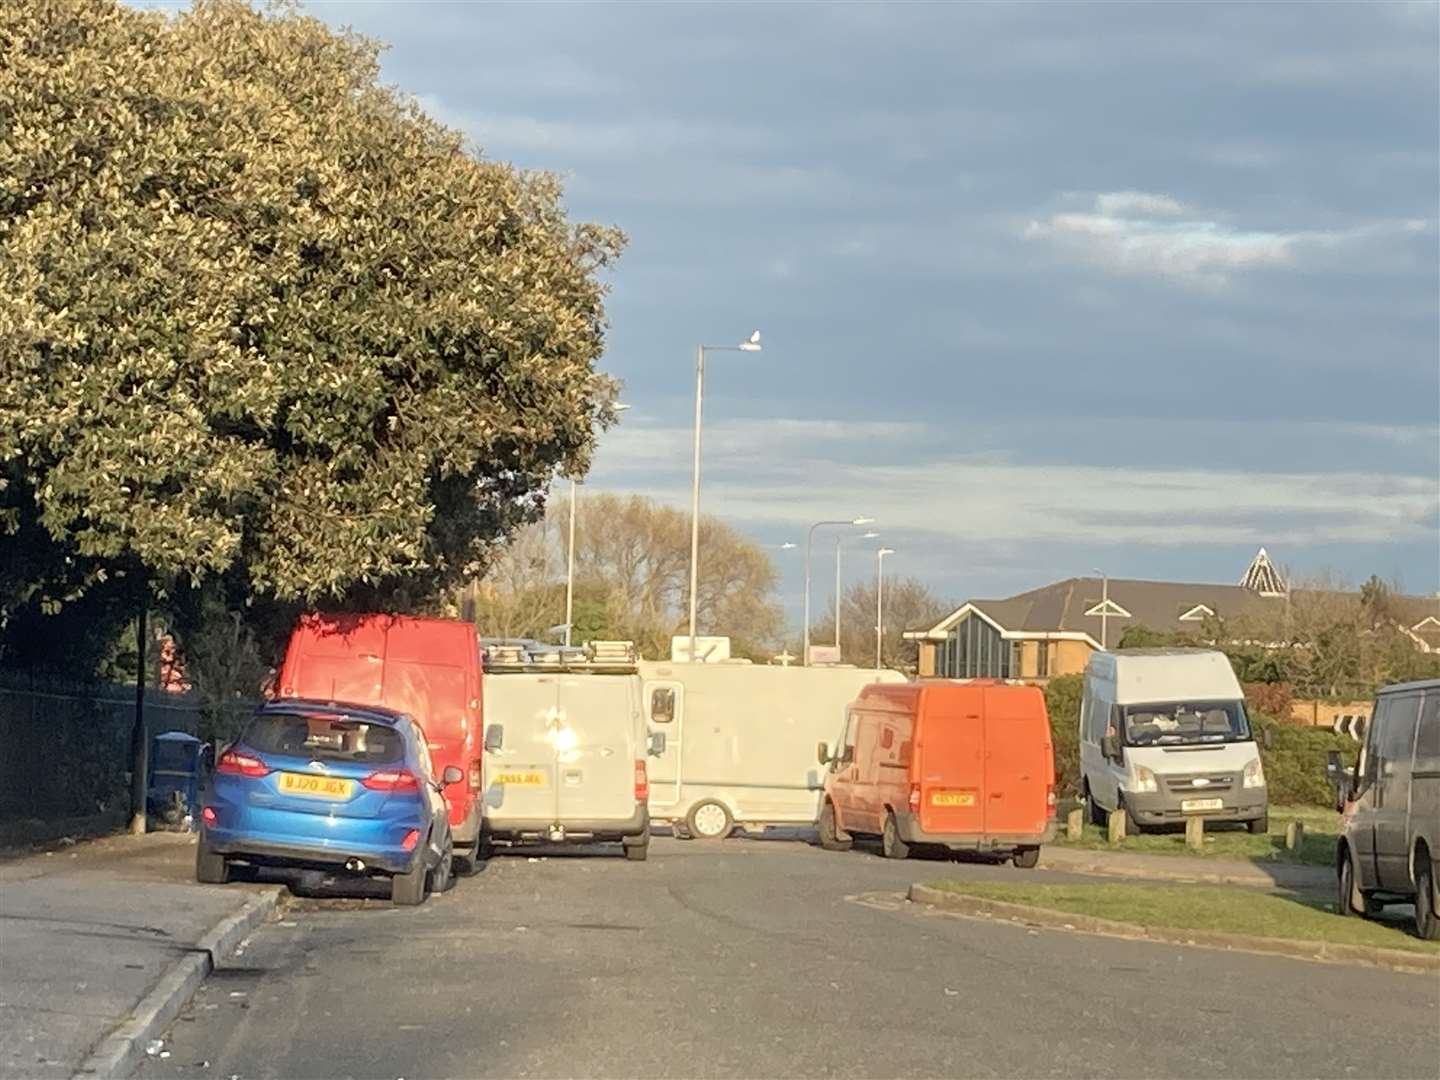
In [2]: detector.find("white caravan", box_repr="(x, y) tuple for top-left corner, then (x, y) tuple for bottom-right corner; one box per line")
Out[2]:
(1080, 648), (1268, 834)
(636, 660), (908, 839)
(480, 642), (657, 860)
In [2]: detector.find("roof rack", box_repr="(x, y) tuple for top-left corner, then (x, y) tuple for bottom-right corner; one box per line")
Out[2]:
(481, 639), (638, 674)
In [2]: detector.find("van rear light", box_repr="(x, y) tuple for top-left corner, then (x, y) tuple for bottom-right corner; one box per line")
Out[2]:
(1047, 784), (1057, 816)
(217, 751), (271, 778)
(634, 760), (649, 802)
(201, 806), (218, 826)
(908, 784), (921, 813)
(468, 759), (482, 792)
(362, 769), (420, 792)
(401, 829), (420, 851)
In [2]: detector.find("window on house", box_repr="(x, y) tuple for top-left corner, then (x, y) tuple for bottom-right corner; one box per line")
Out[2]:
(1036, 641), (1050, 678)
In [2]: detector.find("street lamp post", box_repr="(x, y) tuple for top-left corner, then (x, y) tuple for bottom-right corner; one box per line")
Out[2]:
(876, 547), (895, 669)
(835, 531), (880, 656)
(1094, 567), (1110, 650)
(687, 332), (761, 662)
(804, 516), (874, 665)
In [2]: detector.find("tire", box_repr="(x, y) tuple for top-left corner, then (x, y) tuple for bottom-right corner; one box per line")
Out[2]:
(817, 800), (852, 852)
(1415, 854), (1439, 941)
(391, 851), (429, 907)
(881, 811), (910, 860)
(195, 835), (229, 885)
(1013, 846), (1040, 869)
(686, 800), (733, 841)
(1336, 846), (1380, 917)
(428, 833), (455, 895)
(623, 834), (649, 862)
(1117, 799), (1138, 836)
(1246, 813), (1269, 836)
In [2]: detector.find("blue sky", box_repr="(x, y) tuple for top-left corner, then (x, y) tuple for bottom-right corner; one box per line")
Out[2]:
(168, 2), (1440, 620)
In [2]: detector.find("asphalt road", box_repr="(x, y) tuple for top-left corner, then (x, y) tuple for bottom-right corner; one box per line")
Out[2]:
(141, 835), (1439, 1080)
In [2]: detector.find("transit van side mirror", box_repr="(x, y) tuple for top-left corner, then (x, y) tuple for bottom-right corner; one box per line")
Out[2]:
(484, 724), (504, 752)
(648, 731), (667, 757)
(441, 765), (465, 787)
(1101, 734), (1121, 763)
(817, 741), (833, 766)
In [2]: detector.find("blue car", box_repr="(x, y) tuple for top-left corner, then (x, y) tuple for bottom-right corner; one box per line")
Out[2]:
(197, 700), (463, 905)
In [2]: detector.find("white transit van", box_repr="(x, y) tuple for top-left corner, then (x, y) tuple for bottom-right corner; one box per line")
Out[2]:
(1080, 648), (1268, 834)
(636, 660), (908, 839)
(480, 641), (658, 861)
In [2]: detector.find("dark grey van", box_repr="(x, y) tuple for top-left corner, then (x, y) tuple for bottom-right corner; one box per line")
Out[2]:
(1329, 678), (1440, 939)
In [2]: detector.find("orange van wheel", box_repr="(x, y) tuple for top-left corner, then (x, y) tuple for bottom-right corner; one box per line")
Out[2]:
(817, 801), (851, 852)
(881, 812), (910, 860)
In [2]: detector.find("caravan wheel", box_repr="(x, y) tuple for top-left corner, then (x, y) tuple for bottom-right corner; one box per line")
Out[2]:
(686, 800), (733, 840)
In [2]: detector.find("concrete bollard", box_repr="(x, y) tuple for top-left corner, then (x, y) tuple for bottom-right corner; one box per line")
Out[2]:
(1185, 815), (1204, 851)
(1107, 808), (1126, 845)
(1285, 820), (1305, 851)
(1067, 807), (1084, 841)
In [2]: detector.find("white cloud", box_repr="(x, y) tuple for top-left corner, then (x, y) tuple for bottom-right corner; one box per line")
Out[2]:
(1024, 192), (1435, 286)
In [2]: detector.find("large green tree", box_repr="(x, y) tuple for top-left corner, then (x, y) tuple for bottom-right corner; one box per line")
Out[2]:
(0, 0), (623, 657)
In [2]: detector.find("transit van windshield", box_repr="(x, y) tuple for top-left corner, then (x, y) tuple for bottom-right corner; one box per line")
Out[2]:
(1121, 700), (1251, 746)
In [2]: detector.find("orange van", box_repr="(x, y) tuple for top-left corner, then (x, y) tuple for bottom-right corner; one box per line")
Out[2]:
(818, 679), (1056, 866)
(276, 613), (486, 872)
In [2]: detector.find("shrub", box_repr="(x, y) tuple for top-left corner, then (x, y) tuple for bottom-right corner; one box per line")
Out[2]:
(1252, 713), (1357, 807)
(1243, 681), (1294, 722)
(1044, 674), (1083, 797)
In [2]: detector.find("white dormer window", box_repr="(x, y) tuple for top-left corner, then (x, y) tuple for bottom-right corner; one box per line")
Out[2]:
(1179, 604), (1215, 622)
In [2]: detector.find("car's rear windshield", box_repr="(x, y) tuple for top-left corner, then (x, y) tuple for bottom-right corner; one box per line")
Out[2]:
(241, 712), (404, 765)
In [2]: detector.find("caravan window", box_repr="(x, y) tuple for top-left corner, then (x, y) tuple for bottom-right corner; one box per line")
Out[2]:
(649, 687), (675, 724)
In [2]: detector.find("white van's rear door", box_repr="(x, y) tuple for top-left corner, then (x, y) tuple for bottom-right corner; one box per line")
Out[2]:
(482, 676), (560, 826)
(555, 677), (638, 825)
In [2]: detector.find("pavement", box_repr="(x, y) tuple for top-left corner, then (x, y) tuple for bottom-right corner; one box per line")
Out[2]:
(0, 832), (280, 1080)
(132, 834), (1437, 1080)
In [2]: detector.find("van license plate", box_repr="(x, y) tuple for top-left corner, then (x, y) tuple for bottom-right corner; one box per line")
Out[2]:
(1181, 798), (1223, 812)
(494, 771), (546, 787)
(278, 773), (354, 800)
(932, 791), (975, 807)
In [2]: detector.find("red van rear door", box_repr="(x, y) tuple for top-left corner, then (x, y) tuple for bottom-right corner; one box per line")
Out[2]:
(982, 685), (1050, 836)
(916, 686), (985, 837)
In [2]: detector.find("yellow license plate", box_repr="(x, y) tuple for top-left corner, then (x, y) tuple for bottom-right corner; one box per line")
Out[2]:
(494, 770), (546, 787)
(1181, 797), (1223, 812)
(932, 791), (976, 807)
(278, 773), (354, 799)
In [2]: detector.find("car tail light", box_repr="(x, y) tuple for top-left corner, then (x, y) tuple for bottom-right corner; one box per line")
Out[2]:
(362, 769), (420, 792)
(1046, 784), (1058, 816)
(217, 751), (271, 778)
(201, 806), (218, 826)
(468, 759), (482, 792)
(401, 829), (420, 851)
(634, 760), (649, 802)
(908, 783), (921, 813)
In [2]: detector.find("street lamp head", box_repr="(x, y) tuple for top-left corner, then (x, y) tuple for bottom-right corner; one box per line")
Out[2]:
(852, 516), (875, 526)
(739, 330), (762, 352)
(861, 531), (880, 540)
(879, 547), (896, 557)
(779, 542), (797, 550)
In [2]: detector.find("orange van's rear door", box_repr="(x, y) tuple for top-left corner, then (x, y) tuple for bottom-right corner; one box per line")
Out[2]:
(916, 686), (985, 836)
(982, 685), (1050, 836)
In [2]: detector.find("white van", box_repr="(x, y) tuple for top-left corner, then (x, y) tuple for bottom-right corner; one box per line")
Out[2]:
(1080, 648), (1268, 834)
(480, 642), (658, 860)
(636, 661), (908, 839)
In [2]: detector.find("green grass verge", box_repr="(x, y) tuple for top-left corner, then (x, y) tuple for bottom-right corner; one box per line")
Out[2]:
(928, 880), (1439, 954)
(1052, 804), (1339, 866)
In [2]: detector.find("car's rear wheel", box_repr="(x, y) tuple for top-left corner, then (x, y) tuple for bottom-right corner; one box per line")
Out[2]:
(686, 800), (733, 841)
(428, 833), (455, 894)
(195, 836), (228, 885)
(817, 800), (851, 852)
(881, 811), (910, 860)
(623, 833), (649, 862)
(1414, 852), (1439, 941)
(392, 849), (429, 906)
(1013, 846), (1040, 869)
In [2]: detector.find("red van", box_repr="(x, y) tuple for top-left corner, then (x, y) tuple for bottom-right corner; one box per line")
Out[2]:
(818, 679), (1056, 866)
(276, 614), (486, 872)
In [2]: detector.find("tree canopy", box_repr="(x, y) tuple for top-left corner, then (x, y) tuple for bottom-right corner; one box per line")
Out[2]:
(0, 0), (623, 640)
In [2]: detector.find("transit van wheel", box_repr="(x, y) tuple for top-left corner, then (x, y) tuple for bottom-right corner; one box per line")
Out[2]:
(1083, 783), (1105, 827)
(881, 811), (910, 860)
(1246, 813), (1269, 835)
(195, 836), (229, 885)
(1414, 856), (1439, 941)
(686, 800), (733, 841)
(1012, 846), (1040, 869)
(623, 834), (649, 862)
(817, 800), (851, 852)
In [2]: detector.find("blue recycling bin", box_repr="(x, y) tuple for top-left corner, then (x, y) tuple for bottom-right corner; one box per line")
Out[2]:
(146, 732), (213, 831)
